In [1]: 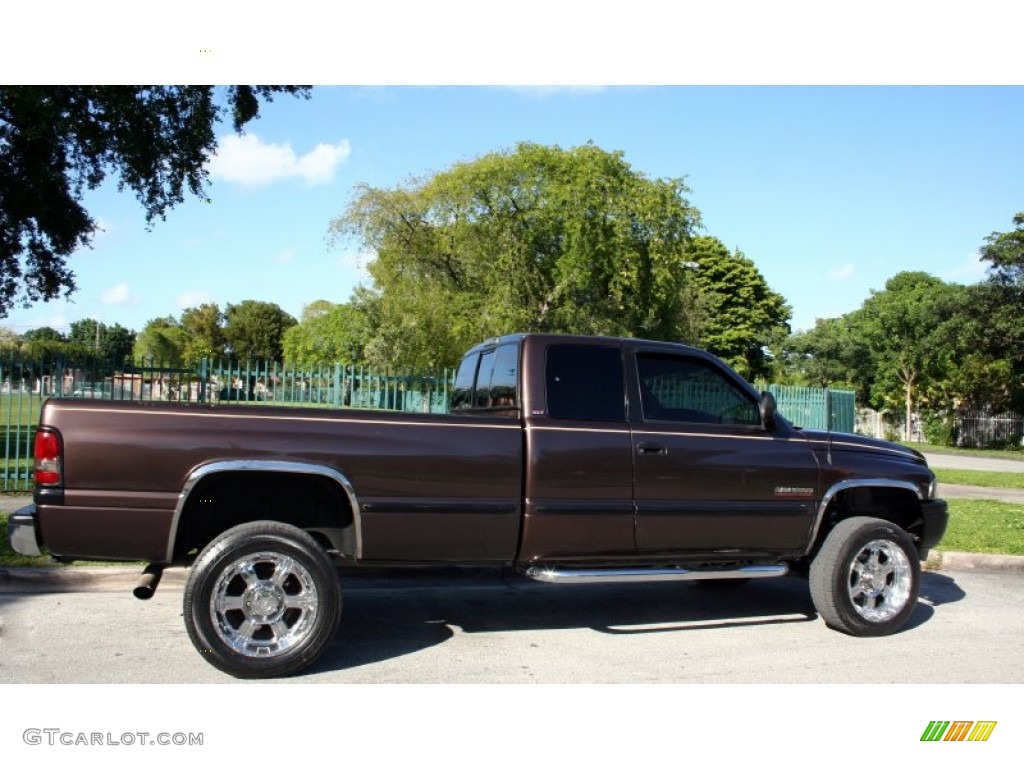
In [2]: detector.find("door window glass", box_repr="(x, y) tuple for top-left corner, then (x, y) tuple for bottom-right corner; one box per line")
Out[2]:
(637, 354), (760, 425)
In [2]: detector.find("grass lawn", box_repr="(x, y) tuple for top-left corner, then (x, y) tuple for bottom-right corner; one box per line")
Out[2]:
(934, 469), (1024, 490)
(941, 499), (1024, 556)
(0, 511), (52, 566)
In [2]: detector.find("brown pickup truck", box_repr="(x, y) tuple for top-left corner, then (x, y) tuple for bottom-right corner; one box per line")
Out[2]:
(9, 333), (948, 677)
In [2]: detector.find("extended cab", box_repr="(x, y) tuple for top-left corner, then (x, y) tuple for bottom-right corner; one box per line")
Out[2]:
(9, 334), (948, 677)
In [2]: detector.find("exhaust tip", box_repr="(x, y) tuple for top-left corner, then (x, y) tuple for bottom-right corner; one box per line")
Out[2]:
(133, 563), (164, 600)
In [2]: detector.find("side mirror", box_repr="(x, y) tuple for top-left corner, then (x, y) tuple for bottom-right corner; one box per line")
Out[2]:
(760, 391), (777, 430)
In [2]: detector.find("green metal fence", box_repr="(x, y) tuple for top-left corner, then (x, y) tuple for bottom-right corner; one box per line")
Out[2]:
(2, 350), (856, 492)
(762, 384), (856, 434)
(0, 351), (454, 491)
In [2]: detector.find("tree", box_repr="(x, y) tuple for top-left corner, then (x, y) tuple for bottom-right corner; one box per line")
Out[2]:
(980, 211), (1024, 288)
(0, 86), (311, 317)
(101, 324), (136, 363)
(282, 300), (373, 366)
(67, 319), (135, 361)
(332, 142), (703, 368)
(857, 272), (962, 439)
(941, 213), (1024, 412)
(134, 316), (188, 365)
(21, 326), (65, 343)
(180, 303), (226, 364)
(224, 301), (297, 362)
(18, 326), (66, 357)
(684, 236), (791, 380)
(783, 316), (872, 399)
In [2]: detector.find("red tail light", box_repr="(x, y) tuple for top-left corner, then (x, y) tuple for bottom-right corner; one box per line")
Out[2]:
(34, 429), (62, 485)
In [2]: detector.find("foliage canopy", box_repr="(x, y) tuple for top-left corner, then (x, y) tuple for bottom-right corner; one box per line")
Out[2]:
(684, 236), (791, 380)
(332, 142), (707, 368)
(0, 85), (311, 318)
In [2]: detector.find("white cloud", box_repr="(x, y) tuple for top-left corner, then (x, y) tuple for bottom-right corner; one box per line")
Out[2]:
(100, 282), (139, 305)
(828, 263), (855, 280)
(208, 133), (351, 187)
(275, 248), (297, 266)
(177, 291), (214, 309)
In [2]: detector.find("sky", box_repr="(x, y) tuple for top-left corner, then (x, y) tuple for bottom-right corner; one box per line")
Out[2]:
(2, 3), (1022, 343)
(4, 85), (1020, 340)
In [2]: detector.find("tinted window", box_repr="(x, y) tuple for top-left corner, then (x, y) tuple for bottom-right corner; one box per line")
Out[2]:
(488, 344), (519, 407)
(547, 345), (625, 422)
(638, 354), (760, 425)
(451, 353), (479, 410)
(473, 351), (496, 408)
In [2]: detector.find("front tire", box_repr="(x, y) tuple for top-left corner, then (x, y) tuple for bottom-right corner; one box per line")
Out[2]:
(809, 516), (920, 637)
(183, 521), (341, 678)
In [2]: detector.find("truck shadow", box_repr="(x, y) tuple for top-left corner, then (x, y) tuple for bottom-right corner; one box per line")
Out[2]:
(305, 571), (951, 675)
(903, 571), (965, 631)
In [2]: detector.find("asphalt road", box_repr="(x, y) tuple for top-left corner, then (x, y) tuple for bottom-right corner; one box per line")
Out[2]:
(1, 567), (1021, 683)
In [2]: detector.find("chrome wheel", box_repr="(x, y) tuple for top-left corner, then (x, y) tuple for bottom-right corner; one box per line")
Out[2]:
(846, 538), (912, 623)
(809, 516), (921, 637)
(211, 551), (321, 658)
(185, 521), (341, 678)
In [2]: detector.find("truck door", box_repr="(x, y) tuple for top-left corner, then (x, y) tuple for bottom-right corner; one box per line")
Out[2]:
(519, 342), (636, 563)
(630, 350), (820, 556)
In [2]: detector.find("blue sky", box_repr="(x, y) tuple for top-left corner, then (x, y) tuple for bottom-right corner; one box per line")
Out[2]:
(3, 5), (1022, 341)
(5, 86), (1020, 338)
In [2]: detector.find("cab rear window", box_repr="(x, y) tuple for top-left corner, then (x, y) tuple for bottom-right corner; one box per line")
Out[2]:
(546, 345), (625, 422)
(452, 343), (519, 412)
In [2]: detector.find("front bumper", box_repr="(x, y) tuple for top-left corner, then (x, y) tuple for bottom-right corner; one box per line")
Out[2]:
(918, 499), (949, 559)
(7, 504), (43, 557)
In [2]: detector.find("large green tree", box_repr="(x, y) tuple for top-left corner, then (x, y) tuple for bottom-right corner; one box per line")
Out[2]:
(180, 303), (227, 365)
(282, 300), (373, 366)
(684, 236), (791, 380)
(134, 316), (188, 365)
(857, 272), (963, 439)
(224, 300), (297, 362)
(332, 142), (704, 368)
(0, 85), (311, 317)
(68, 319), (136, 361)
(957, 212), (1024, 411)
(783, 316), (872, 399)
(16, 326), (66, 357)
(981, 211), (1024, 288)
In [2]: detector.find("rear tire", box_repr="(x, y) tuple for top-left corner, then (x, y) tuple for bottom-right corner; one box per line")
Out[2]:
(809, 516), (920, 637)
(183, 521), (341, 678)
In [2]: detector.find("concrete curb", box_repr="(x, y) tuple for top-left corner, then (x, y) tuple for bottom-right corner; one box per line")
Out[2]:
(925, 551), (1024, 573)
(1, 552), (1022, 593)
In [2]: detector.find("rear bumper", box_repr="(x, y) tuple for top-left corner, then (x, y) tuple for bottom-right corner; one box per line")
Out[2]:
(7, 504), (43, 557)
(918, 499), (949, 559)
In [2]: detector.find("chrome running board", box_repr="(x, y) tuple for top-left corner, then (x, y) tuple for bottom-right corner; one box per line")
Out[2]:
(524, 564), (788, 585)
